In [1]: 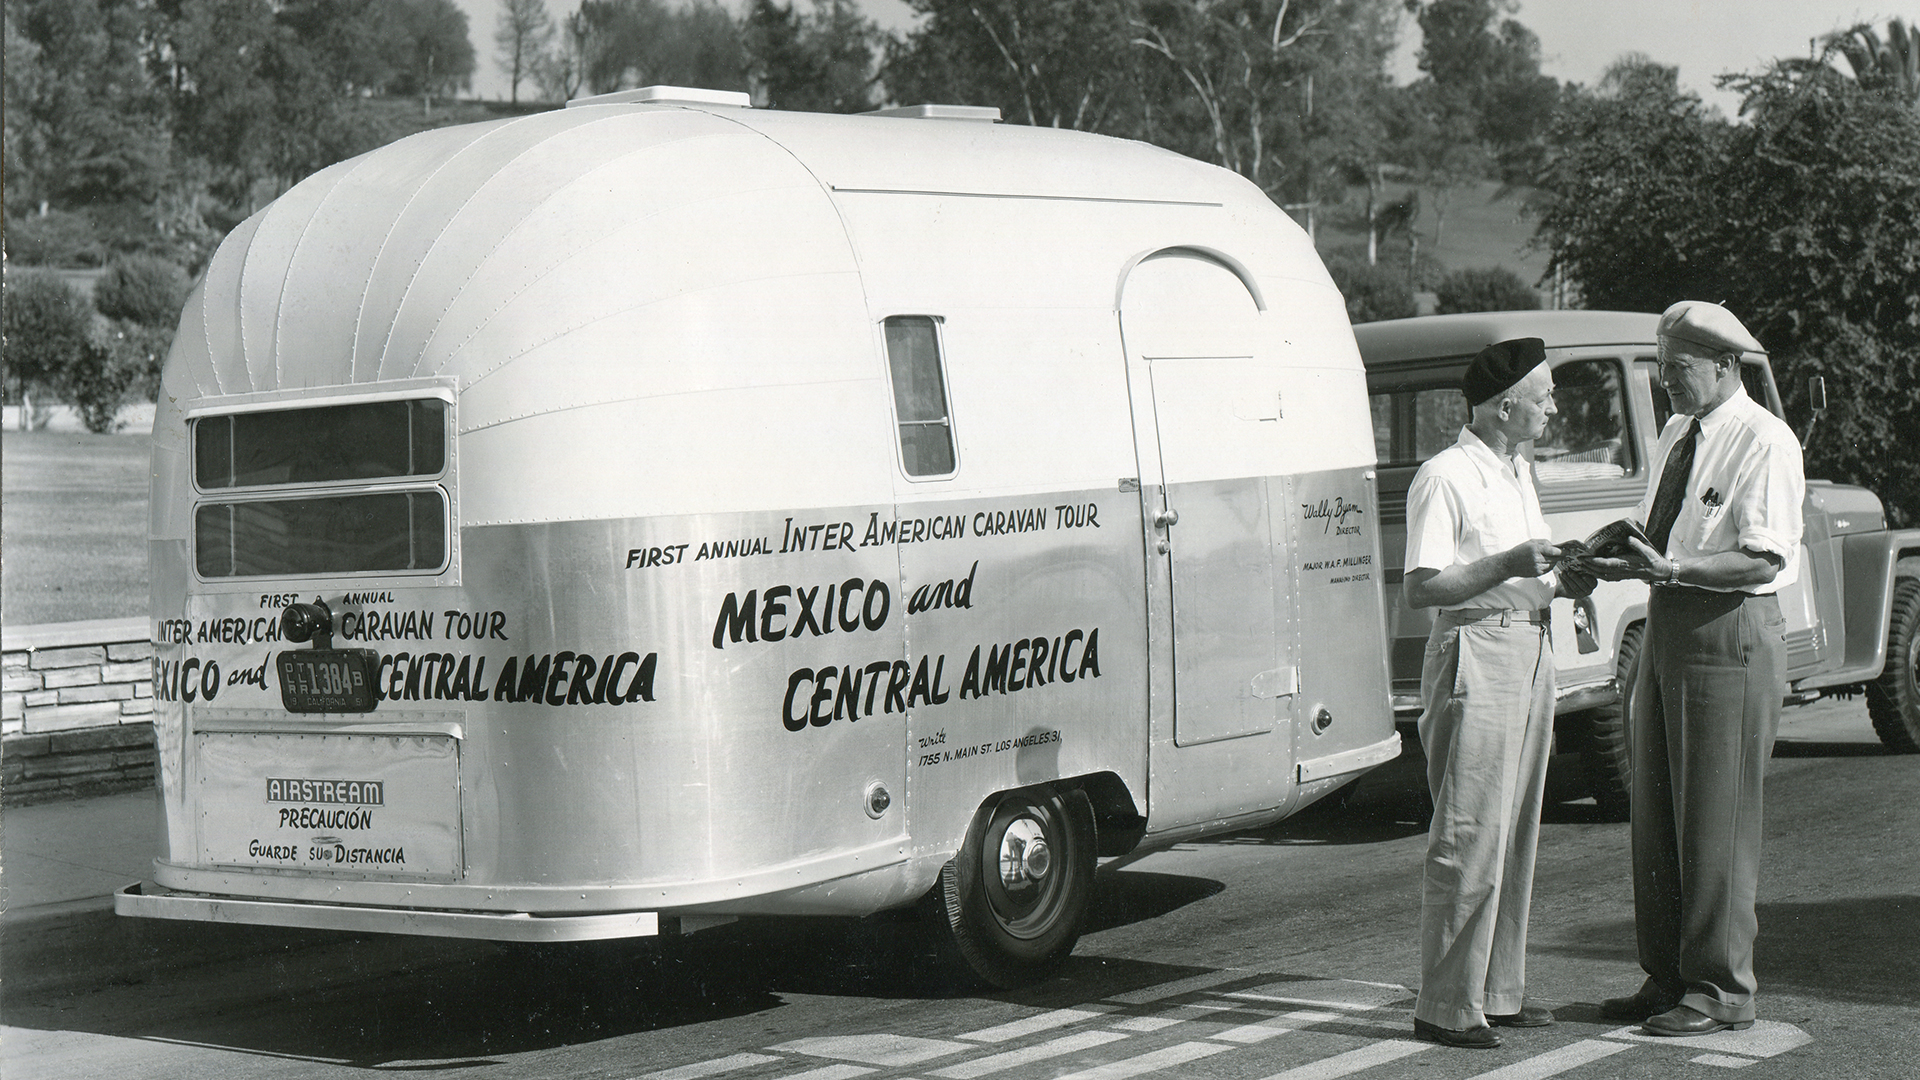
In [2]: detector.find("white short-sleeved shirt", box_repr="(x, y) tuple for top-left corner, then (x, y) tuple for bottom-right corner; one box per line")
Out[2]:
(1635, 386), (1805, 594)
(1404, 427), (1555, 611)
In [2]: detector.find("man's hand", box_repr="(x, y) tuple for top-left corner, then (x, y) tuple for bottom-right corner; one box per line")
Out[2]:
(1584, 535), (1667, 582)
(1558, 562), (1597, 598)
(1504, 539), (1563, 578)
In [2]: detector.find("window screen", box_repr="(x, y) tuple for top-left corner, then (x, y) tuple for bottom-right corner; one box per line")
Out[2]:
(195, 492), (447, 578)
(195, 398), (446, 489)
(884, 316), (956, 477)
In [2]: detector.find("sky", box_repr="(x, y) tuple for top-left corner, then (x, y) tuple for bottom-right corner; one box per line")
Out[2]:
(454, 0), (1898, 118)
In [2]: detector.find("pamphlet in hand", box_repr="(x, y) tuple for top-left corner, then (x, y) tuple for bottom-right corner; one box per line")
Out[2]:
(1554, 518), (1653, 570)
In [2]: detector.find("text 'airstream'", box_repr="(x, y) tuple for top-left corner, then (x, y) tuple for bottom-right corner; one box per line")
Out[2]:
(118, 86), (1399, 986)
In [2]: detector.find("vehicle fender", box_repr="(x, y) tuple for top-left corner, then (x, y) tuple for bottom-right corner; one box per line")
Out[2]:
(1820, 528), (1920, 686)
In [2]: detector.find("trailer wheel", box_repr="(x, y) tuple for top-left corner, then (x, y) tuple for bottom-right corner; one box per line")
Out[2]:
(1866, 578), (1920, 753)
(929, 786), (1095, 989)
(1582, 623), (1642, 821)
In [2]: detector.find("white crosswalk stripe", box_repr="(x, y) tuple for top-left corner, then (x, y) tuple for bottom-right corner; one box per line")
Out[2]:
(1462, 1038), (1634, 1079)
(927, 1030), (1130, 1079)
(634, 1052), (781, 1080)
(1251, 1039), (1431, 1080)
(1046, 1040), (1232, 1080)
(956, 1007), (1114, 1043)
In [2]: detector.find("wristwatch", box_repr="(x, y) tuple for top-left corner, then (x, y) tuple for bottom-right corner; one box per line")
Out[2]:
(1665, 559), (1682, 586)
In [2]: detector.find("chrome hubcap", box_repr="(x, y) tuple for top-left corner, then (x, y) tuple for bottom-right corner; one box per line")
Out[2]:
(998, 818), (1050, 887)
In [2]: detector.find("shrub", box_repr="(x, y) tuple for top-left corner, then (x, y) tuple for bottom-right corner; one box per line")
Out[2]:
(60, 338), (148, 434)
(94, 255), (192, 327)
(1323, 255), (1418, 323)
(2, 210), (108, 268)
(2, 271), (95, 407)
(1434, 266), (1542, 314)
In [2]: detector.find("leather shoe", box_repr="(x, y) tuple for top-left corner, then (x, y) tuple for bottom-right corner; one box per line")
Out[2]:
(1600, 989), (1681, 1022)
(1642, 1005), (1754, 1036)
(1487, 1004), (1555, 1028)
(1412, 1018), (1502, 1048)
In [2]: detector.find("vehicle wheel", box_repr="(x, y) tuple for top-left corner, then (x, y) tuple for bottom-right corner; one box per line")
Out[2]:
(1866, 578), (1920, 753)
(927, 786), (1096, 989)
(1583, 622), (1642, 820)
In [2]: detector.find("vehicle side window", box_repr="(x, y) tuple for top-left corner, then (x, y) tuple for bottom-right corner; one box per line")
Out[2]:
(1535, 358), (1634, 484)
(1647, 359), (1772, 430)
(883, 316), (957, 478)
(1370, 384), (1469, 467)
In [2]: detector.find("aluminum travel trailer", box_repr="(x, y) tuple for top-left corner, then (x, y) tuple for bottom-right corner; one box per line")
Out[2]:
(118, 86), (1399, 986)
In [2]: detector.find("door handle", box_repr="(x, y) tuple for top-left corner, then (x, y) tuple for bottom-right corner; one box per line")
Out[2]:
(1154, 509), (1179, 528)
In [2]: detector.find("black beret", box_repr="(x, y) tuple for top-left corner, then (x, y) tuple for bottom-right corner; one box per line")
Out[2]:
(1462, 337), (1547, 407)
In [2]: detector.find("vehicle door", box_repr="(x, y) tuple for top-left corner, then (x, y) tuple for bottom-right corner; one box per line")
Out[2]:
(1119, 250), (1296, 824)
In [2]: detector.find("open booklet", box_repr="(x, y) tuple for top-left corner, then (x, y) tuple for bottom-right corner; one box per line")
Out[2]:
(1553, 518), (1652, 571)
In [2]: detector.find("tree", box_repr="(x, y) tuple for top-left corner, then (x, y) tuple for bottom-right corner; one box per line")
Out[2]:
(559, 0), (745, 96)
(1434, 266), (1538, 313)
(1533, 48), (1920, 525)
(885, 0), (1145, 131)
(1406, 0), (1558, 181)
(1828, 17), (1918, 107)
(93, 255), (193, 327)
(1127, 0), (1399, 204)
(495, 0), (554, 104)
(744, 0), (880, 113)
(1323, 253), (1416, 322)
(386, 0), (475, 109)
(159, 0), (354, 212)
(4, 0), (173, 219)
(1, 271), (93, 429)
(1531, 56), (1731, 314)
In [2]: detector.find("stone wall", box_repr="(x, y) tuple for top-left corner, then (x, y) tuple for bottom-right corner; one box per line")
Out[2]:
(2, 618), (155, 805)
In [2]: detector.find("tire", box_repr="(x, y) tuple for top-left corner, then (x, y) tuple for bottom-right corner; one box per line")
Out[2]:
(1866, 578), (1920, 753)
(1583, 622), (1642, 820)
(927, 786), (1096, 989)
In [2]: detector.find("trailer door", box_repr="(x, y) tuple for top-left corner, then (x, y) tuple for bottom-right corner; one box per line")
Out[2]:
(1120, 252), (1292, 767)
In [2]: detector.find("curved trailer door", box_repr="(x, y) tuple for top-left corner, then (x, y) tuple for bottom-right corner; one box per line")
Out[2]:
(1121, 252), (1299, 825)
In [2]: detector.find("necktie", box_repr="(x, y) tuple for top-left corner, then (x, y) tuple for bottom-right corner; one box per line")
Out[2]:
(1645, 418), (1700, 555)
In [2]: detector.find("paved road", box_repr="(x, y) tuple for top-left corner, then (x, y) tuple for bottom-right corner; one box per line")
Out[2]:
(4, 697), (1915, 1079)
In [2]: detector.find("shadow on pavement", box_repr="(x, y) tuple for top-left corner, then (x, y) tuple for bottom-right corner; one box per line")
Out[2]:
(1756, 895), (1920, 1006)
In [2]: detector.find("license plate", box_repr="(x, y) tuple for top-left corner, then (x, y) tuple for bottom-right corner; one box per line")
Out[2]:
(276, 649), (380, 713)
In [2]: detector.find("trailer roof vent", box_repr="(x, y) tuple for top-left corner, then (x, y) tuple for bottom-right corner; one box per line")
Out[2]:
(567, 85), (752, 109)
(864, 103), (1002, 123)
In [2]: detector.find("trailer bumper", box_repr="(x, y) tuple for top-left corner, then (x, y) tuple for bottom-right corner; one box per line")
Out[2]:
(115, 882), (735, 943)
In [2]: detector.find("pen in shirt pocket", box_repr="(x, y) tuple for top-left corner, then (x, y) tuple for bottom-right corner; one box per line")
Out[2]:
(1701, 487), (1724, 507)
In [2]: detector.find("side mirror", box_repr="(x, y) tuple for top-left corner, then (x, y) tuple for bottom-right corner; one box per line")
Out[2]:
(1801, 375), (1826, 449)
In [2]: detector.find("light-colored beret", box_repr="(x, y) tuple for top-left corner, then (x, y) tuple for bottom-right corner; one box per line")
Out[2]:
(1658, 301), (1763, 356)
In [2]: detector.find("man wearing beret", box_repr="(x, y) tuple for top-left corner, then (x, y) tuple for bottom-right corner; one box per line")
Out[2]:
(1588, 301), (1804, 1035)
(1402, 337), (1594, 1049)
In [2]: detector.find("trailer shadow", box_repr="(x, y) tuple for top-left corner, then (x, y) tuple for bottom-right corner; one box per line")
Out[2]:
(1, 865), (1233, 1066)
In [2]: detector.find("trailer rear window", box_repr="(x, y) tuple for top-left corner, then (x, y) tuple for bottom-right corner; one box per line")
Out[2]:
(884, 316), (956, 477)
(195, 492), (447, 578)
(195, 398), (446, 489)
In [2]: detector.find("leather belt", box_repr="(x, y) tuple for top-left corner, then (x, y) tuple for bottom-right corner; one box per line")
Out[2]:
(1443, 607), (1550, 626)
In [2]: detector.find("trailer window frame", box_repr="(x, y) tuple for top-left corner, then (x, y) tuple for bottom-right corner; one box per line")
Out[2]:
(881, 315), (959, 479)
(186, 384), (458, 585)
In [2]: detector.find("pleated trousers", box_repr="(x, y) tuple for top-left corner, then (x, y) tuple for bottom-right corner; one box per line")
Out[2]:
(1629, 586), (1786, 1024)
(1414, 610), (1555, 1030)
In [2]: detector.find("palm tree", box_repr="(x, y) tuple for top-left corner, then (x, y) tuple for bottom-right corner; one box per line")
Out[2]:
(1828, 18), (1919, 106)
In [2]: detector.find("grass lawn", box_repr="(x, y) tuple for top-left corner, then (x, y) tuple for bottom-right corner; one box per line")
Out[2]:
(2, 430), (151, 626)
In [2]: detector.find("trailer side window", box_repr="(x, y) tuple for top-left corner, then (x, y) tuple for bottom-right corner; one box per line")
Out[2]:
(883, 316), (956, 477)
(1535, 358), (1634, 483)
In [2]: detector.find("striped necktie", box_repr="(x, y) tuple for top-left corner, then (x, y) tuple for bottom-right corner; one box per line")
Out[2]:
(1645, 417), (1700, 555)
